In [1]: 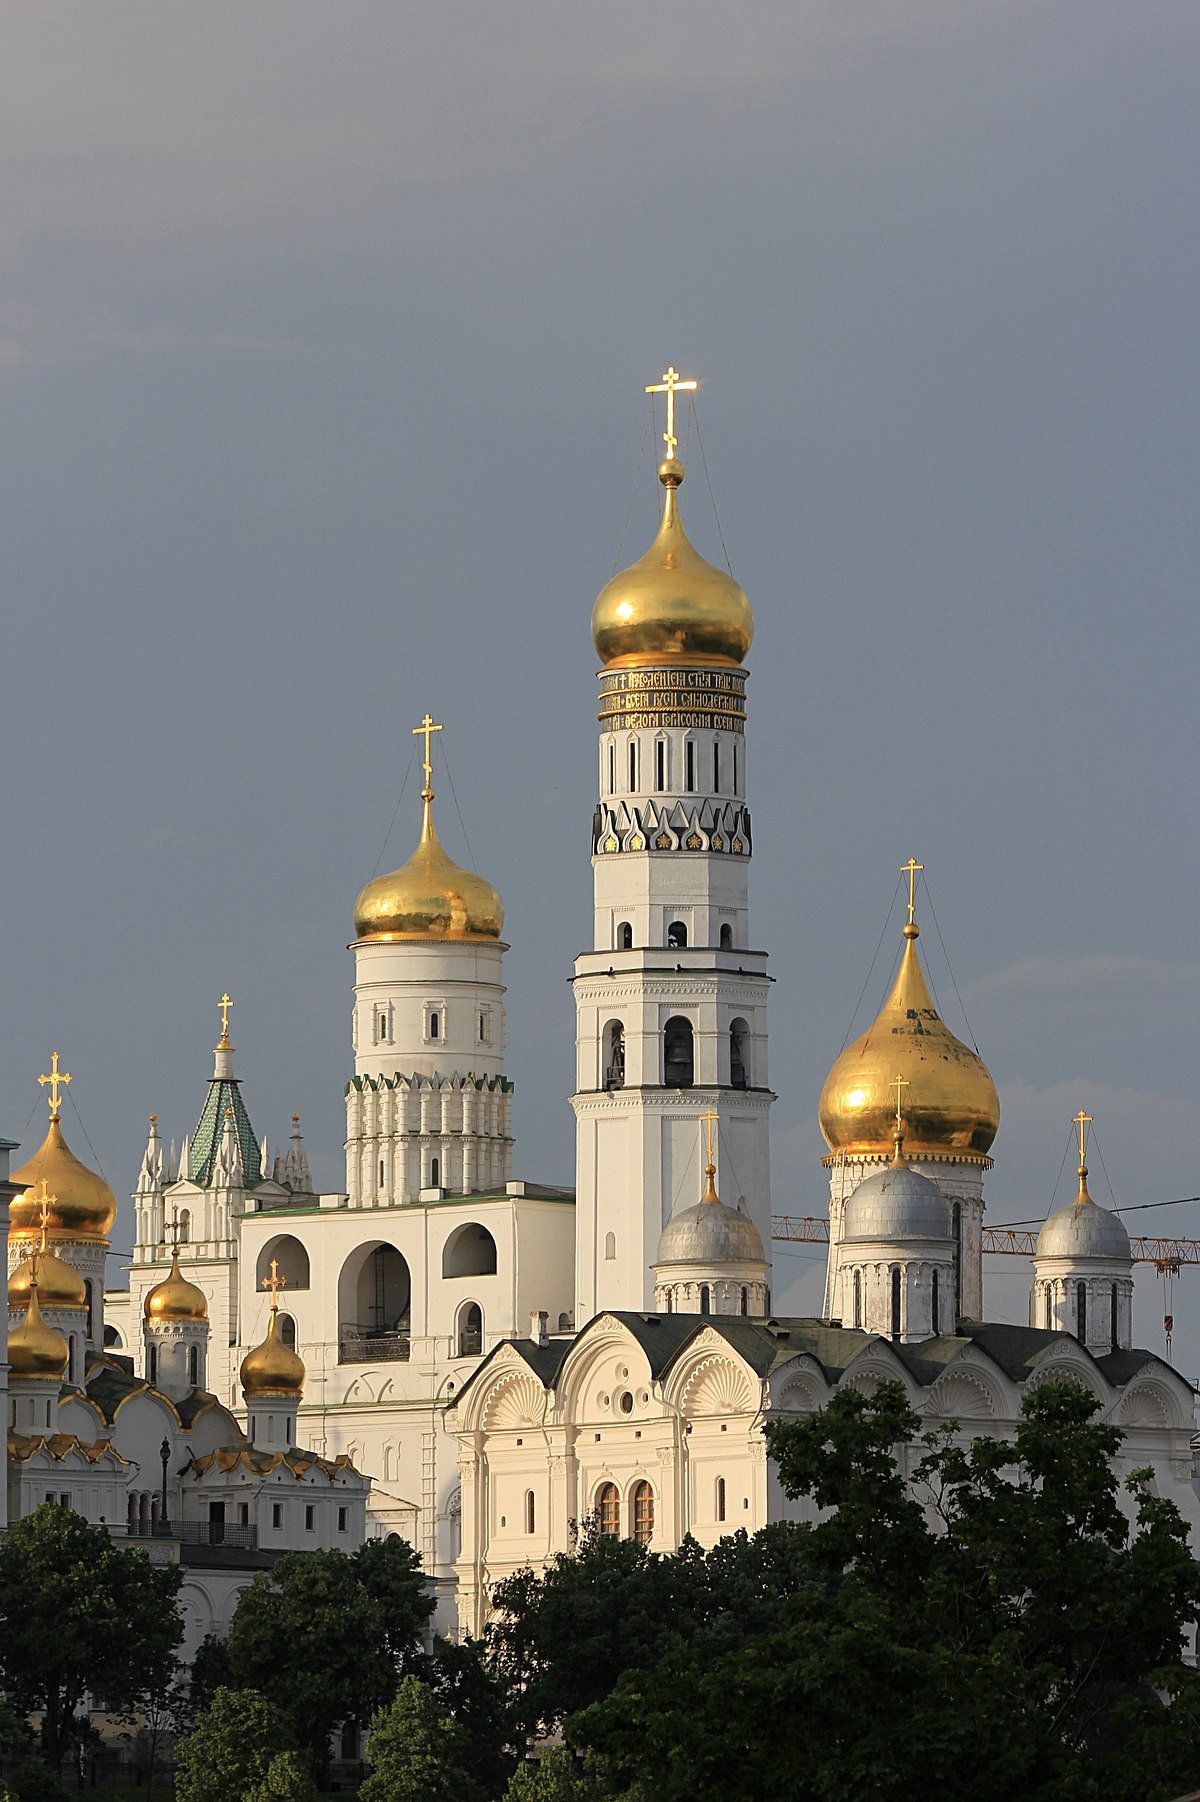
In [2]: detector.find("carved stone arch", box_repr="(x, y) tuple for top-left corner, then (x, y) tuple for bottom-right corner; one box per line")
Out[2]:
(483, 1370), (545, 1432)
(840, 1348), (918, 1400)
(341, 1377), (375, 1405)
(928, 1369), (998, 1421)
(1026, 1360), (1107, 1405)
(773, 1375), (821, 1414)
(1118, 1381), (1177, 1429)
(677, 1353), (755, 1418)
(557, 1323), (645, 1418)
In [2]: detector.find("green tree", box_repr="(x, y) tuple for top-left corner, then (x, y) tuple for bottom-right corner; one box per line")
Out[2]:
(359, 1676), (481, 1802)
(0, 1503), (182, 1769)
(173, 1686), (295, 1802)
(243, 1749), (320, 1801)
(352, 1537), (435, 1670)
(418, 1636), (521, 1798)
(503, 1745), (614, 1801)
(189, 1630), (234, 1712)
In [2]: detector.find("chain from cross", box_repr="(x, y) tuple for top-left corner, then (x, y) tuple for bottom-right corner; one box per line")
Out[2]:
(413, 712), (443, 798)
(262, 1256), (287, 1307)
(901, 858), (924, 927)
(893, 1074), (909, 1137)
(701, 1106), (719, 1170)
(38, 1052), (72, 1119)
(218, 993), (234, 1045)
(1073, 1109), (1093, 1168)
(645, 366), (697, 462)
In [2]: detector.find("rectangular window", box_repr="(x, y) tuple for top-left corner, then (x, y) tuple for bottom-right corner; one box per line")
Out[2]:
(272, 1503), (283, 1529)
(655, 739), (665, 790)
(713, 741), (720, 793)
(238, 1503), (249, 1527)
(608, 742), (615, 794)
(59, 1493), (71, 1509)
(338, 1506), (348, 1532)
(685, 740), (695, 792)
(305, 1505), (315, 1531)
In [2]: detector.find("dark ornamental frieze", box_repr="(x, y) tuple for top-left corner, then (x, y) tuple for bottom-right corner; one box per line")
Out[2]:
(591, 798), (752, 856)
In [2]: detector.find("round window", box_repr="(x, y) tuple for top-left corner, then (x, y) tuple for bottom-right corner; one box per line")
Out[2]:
(618, 1392), (634, 1414)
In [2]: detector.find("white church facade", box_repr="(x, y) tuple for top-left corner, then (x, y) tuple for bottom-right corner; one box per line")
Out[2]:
(3, 367), (1196, 1649)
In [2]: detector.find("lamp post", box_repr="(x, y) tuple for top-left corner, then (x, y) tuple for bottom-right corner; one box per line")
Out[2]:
(159, 1437), (170, 1532)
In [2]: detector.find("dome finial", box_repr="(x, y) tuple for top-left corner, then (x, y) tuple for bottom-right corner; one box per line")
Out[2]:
(700, 1107), (720, 1203)
(891, 1075), (909, 1166)
(645, 364), (697, 486)
(217, 992), (233, 1050)
(901, 857), (924, 941)
(412, 710), (444, 805)
(37, 1051), (71, 1123)
(1073, 1107), (1094, 1202)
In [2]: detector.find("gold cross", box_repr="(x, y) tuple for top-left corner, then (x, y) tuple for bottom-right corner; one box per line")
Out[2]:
(702, 1106), (719, 1169)
(412, 712), (443, 799)
(893, 1074), (909, 1137)
(166, 1206), (181, 1250)
(1073, 1109), (1093, 1167)
(217, 993), (234, 1045)
(901, 858), (924, 928)
(38, 1052), (71, 1120)
(645, 366), (698, 462)
(35, 1180), (54, 1251)
(262, 1257), (286, 1309)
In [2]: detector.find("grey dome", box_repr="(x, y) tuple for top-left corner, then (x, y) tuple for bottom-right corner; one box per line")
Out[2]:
(1037, 1196), (1131, 1262)
(656, 1197), (766, 1268)
(843, 1160), (951, 1243)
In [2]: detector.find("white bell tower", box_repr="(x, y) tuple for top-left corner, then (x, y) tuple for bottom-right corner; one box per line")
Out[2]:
(573, 368), (774, 1317)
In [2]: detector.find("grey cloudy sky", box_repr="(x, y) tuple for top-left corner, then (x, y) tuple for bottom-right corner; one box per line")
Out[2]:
(3, 2), (1197, 1366)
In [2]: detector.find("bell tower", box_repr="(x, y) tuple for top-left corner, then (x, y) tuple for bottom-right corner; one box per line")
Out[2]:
(572, 369), (774, 1316)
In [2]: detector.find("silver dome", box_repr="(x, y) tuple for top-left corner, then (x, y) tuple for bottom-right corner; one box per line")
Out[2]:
(656, 1197), (766, 1268)
(843, 1160), (951, 1243)
(1036, 1197), (1131, 1261)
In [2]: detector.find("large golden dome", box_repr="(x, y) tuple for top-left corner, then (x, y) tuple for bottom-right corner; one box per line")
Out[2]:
(145, 1249), (209, 1324)
(10, 1118), (117, 1244)
(9, 1282), (70, 1381)
(820, 923), (999, 1165)
(240, 1304), (305, 1399)
(9, 1240), (87, 1312)
(354, 794), (503, 943)
(591, 461), (754, 669)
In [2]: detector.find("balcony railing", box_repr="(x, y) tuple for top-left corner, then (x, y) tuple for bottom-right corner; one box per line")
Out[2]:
(339, 1331), (411, 1365)
(127, 1520), (259, 1549)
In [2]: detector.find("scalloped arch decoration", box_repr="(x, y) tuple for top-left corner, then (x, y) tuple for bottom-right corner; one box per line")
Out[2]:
(928, 1371), (997, 1421)
(1027, 1362), (1106, 1403)
(484, 1371), (545, 1431)
(1119, 1382), (1175, 1429)
(774, 1377), (820, 1415)
(679, 1354), (754, 1418)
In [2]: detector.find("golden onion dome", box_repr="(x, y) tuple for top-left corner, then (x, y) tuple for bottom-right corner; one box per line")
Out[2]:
(9, 1282), (70, 1381)
(9, 1117), (117, 1244)
(354, 794), (503, 943)
(820, 923), (999, 1165)
(240, 1304), (305, 1399)
(8, 1243), (86, 1312)
(144, 1249), (209, 1324)
(591, 460), (754, 669)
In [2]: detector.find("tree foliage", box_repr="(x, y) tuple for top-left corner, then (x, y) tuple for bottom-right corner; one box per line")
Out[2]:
(0, 1504), (182, 1769)
(359, 1676), (483, 1802)
(173, 1686), (295, 1802)
(502, 1745), (615, 1801)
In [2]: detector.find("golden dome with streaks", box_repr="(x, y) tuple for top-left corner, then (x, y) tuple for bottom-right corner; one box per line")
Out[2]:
(144, 1248), (209, 1324)
(591, 460), (754, 669)
(9, 1118), (117, 1244)
(240, 1304), (305, 1398)
(9, 1282), (70, 1381)
(820, 923), (999, 1165)
(8, 1241), (87, 1312)
(354, 795), (503, 943)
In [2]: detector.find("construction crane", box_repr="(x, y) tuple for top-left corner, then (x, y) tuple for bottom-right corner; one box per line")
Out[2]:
(771, 1217), (1200, 1275)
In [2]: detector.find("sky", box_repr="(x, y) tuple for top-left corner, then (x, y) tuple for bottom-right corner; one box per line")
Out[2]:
(2, 2), (1197, 1371)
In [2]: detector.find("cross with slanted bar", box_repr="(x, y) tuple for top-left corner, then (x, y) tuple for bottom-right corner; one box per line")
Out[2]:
(1073, 1109), (1093, 1167)
(413, 712), (443, 798)
(217, 993), (234, 1045)
(38, 1052), (71, 1118)
(645, 366), (697, 462)
(262, 1257), (287, 1305)
(901, 858), (924, 927)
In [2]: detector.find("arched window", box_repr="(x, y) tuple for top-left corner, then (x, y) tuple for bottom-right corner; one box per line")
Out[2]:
(663, 1016), (694, 1087)
(631, 1480), (654, 1546)
(188, 1344), (199, 1385)
(617, 922), (633, 950)
(257, 1236), (310, 1292)
(1044, 1288), (1051, 1330)
(604, 1020), (626, 1089)
(739, 1286), (748, 1316)
(557, 1312), (572, 1332)
(699, 1284), (711, 1316)
(890, 1268), (902, 1342)
(713, 742), (720, 793)
(665, 1291), (673, 1313)
(952, 1203), (962, 1315)
(597, 1482), (619, 1535)
(604, 1232), (617, 1261)
(379, 1158), (385, 1188)
(1110, 1283), (1119, 1351)
(178, 1209), (191, 1244)
(443, 1223), (498, 1277)
(1077, 1281), (1087, 1344)
(931, 1269), (940, 1336)
(628, 739), (638, 791)
(730, 1018), (749, 1089)
(608, 742), (616, 794)
(148, 1345), (157, 1386)
(716, 1477), (726, 1522)
(278, 1313), (297, 1351)
(429, 1011), (440, 1041)
(431, 1156), (440, 1187)
(457, 1303), (483, 1359)
(732, 742), (739, 794)
(685, 740), (695, 793)
(720, 923), (733, 950)
(655, 739), (666, 791)
(525, 1490), (536, 1535)
(338, 1241), (412, 1351)
(853, 1271), (862, 1329)
(667, 921), (688, 949)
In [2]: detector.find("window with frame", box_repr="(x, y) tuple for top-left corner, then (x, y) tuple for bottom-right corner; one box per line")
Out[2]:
(338, 1506), (348, 1532)
(305, 1504), (315, 1531)
(631, 1480), (654, 1546)
(273, 1503), (283, 1529)
(596, 1482), (619, 1535)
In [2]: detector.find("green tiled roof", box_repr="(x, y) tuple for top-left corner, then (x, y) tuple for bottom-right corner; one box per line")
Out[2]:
(190, 1077), (262, 1188)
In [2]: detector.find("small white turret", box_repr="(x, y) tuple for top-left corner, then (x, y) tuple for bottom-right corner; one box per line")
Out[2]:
(1031, 1111), (1133, 1354)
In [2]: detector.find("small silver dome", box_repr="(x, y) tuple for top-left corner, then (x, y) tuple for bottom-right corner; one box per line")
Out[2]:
(1036, 1180), (1131, 1262)
(843, 1158), (951, 1243)
(656, 1191), (766, 1268)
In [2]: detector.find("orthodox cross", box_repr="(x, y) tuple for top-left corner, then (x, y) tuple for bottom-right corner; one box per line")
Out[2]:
(645, 366), (697, 462)
(1073, 1109), (1093, 1168)
(166, 1205), (182, 1251)
(893, 1074), (909, 1138)
(702, 1106), (719, 1170)
(262, 1257), (286, 1310)
(901, 858), (924, 928)
(217, 993), (234, 1046)
(35, 1180), (54, 1251)
(38, 1052), (71, 1119)
(413, 712), (443, 798)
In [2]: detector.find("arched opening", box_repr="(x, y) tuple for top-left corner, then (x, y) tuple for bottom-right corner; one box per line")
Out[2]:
(104, 1323), (123, 1349)
(608, 741), (615, 794)
(739, 1286), (748, 1316)
(127, 1492), (138, 1530)
(442, 1223), (498, 1278)
(663, 1016), (694, 1088)
(188, 1344), (199, 1386)
(617, 922), (633, 950)
(178, 1209), (190, 1244)
(85, 1278), (98, 1343)
(1077, 1281), (1087, 1343)
(1043, 1287), (1051, 1330)
(931, 1269), (940, 1336)
(1110, 1283), (1119, 1352)
(685, 739), (695, 793)
(557, 1312), (572, 1332)
(147, 1345), (158, 1387)
(713, 741), (720, 793)
(604, 1020), (626, 1089)
(890, 1268), (901, 1343)
(338, 1242), (412, 1362)
(277, 1312), (297, 1351)
(667, 921), (688, 949)
(429, 1011), (440, 1041)
(604, 1232), (617, 1261)
(729, 1018), (750, 1089)
(430, 1156), (440, 1187)
(853, 1270), (862, 1329)
(631, 1480), (654, 1545)
(257, 1236), (310, 1293)
(952, 1203), (962, 1316)
(716, 1477), (726, 1522)
(596, 1482), (619, 1535)
(655, 738), (666, 791)
(525, 1490), (536, 1535)
(699, 1284), (711, 1316)
(627, 738), (637, 791)
(456, 1302), (483, 1358)
(720, 923), (733, 950)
